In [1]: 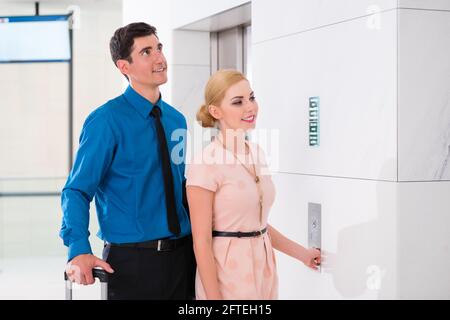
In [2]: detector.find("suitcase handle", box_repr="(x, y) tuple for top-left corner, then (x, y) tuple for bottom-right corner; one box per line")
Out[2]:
(64, 268), (109, 283)
(93, 268), (109, 283)
(64, 268), (109, 300)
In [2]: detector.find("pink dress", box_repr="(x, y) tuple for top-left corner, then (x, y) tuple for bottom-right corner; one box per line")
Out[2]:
(186, 136), (278, 300)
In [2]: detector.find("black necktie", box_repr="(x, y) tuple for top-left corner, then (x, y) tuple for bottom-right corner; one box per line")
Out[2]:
(151, 106), (181, 235)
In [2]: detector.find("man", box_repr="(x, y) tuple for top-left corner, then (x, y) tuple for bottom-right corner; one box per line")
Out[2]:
(60, 22), (195, 300)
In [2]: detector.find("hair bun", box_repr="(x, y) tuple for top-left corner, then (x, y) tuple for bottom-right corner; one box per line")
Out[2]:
(196, 104), (216, 128)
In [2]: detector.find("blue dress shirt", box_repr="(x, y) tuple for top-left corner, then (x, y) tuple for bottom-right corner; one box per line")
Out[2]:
(60, 85), (191, 260)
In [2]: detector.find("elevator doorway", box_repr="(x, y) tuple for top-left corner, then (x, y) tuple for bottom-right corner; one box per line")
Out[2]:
(211, 24), (252, 81)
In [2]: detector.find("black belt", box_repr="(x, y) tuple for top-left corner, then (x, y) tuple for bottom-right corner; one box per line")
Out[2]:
(106, 235), (191, 252)
(212, 227), (267, 238)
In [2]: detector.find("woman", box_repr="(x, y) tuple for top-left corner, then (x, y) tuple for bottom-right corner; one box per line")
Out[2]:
(186, 69), (321, 300)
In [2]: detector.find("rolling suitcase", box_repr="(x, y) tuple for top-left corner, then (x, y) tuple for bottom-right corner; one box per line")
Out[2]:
(64, 268), (109, 300)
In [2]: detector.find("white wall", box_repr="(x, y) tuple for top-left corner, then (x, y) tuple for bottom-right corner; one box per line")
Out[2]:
(253, 0), (397, 44)
(252, 0), (450, 299)
(0, 0), (124, 178)
(397, 180), (450, 299)
(255, 0), (402, 289)
(121, 0), (450, 299)
(170, 29), (210, 126)
(397, 9), (450, 181)
(399, 0), (450, 10)
(123, 0), (211, 127)
(171, 0), (250, 29)
(0, 0), (123, 259)
(254, 8), (397, 180)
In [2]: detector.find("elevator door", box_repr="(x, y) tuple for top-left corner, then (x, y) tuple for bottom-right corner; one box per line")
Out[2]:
(211, 25), (251, 80)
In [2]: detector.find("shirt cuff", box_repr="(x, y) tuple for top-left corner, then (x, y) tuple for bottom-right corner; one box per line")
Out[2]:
(68, 238), (93, 261)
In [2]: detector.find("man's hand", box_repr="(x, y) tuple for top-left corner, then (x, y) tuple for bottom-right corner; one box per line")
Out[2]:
(65, 254), (114, 285)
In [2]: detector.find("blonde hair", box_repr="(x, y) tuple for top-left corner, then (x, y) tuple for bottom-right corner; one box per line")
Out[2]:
(196, 69), (247, 128)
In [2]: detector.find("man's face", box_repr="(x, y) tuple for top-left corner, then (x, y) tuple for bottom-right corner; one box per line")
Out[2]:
(121, 34), (168, 88)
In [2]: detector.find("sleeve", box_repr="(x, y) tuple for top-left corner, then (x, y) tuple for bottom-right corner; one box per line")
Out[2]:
(186, 159), (220, 192)
(59, 110), (116, 261)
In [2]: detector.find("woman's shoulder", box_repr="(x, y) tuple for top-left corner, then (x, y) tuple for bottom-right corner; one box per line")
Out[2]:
(186, 140), (224, 189)
(248, 140), (267, 158)
(190, 139), (222, 166)
(248, 140), (273, 173)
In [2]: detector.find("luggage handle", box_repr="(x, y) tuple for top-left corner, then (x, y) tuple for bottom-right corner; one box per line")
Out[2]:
(64, 268), (109, 300)
(64, 268), (109, 282)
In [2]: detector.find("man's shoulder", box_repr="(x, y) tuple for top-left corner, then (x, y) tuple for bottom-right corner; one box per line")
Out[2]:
(162, 100), (187, 124)
(94, 94), (125, 114)
(85, 95), (125, 124)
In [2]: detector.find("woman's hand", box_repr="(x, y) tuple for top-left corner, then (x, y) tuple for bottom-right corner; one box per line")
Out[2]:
(302, 247), (321, 270)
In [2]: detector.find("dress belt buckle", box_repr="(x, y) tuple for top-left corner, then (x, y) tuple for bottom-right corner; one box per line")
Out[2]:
(157, 240), (163, 251)
(157, 239), (171, 252)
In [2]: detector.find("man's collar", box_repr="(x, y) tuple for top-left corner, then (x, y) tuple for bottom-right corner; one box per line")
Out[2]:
(123, 85), (164, 119)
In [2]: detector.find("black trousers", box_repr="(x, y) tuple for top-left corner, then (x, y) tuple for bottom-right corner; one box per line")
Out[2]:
(103, 237), (196, 300)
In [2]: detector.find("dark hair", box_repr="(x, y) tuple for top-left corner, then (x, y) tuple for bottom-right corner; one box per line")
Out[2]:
(109, 22), (157, 68)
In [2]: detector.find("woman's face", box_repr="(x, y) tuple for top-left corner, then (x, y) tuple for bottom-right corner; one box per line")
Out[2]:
(212, 79), (258, 132)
